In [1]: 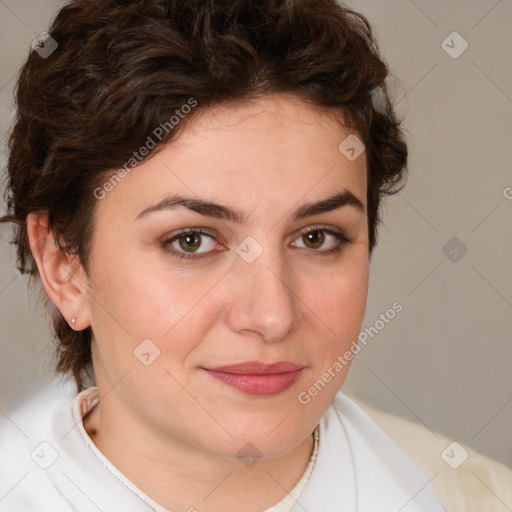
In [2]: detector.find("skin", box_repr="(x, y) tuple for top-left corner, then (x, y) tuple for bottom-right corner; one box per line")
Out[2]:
(27, 93), (369, 512)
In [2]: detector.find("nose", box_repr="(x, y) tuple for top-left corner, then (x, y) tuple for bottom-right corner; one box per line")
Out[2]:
(225, 245), (303, 343)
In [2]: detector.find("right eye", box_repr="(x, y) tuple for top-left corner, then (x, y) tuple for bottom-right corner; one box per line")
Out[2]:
(161, 228), (222, 260)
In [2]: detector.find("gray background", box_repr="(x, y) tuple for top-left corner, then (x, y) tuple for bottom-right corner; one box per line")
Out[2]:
(1, 0), (511, 469)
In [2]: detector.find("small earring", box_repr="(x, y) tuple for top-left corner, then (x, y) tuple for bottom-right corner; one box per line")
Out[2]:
(71, 316), (76, 325)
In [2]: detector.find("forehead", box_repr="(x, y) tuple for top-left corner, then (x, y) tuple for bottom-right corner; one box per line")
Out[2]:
(173, 94), (364, 167)
(94, 93), (367, 222)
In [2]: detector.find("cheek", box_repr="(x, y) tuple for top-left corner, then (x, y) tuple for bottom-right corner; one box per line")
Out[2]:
(88, 250), (225, 360)
(309, 255), (369, 353)
(292, 257), (368, 418)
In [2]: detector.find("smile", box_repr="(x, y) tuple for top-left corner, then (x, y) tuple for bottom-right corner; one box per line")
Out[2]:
(202, 361), (305, 395)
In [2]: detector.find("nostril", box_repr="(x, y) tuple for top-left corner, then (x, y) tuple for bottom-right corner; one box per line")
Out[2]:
(239, 329), (264, 339)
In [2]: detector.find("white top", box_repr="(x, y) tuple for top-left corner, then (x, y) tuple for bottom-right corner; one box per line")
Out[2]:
(0, 375), (445, 511)
(72, 386), (320, 512)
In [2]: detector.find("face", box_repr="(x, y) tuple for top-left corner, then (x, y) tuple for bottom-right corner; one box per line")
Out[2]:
(83, 94), (369, 460)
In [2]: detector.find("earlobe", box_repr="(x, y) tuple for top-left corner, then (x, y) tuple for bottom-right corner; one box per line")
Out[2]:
(26, 212), (91, 331)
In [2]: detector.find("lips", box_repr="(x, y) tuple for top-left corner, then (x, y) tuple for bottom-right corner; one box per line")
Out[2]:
(202, 361), (304, 395)
(207, 361), (303, 374)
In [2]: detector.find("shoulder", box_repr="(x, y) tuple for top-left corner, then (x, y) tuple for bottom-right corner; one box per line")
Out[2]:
(0, 374), (77, 438)
(0, 375), (78, 511)
(349, 393), (512, 512)
(0, 375), (155, 511)
(322, 391), (446, 511)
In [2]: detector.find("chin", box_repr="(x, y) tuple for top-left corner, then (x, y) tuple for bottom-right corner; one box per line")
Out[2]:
(209, 415), (312, 459)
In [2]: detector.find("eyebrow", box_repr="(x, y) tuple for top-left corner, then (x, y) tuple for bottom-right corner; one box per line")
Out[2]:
(135, 189), (365, 223)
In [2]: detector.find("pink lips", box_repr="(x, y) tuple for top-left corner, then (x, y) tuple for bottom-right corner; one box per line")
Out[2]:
(202, 361), (304, 395)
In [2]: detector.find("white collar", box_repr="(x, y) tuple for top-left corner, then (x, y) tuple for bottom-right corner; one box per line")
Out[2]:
(72, 386), (321, 512)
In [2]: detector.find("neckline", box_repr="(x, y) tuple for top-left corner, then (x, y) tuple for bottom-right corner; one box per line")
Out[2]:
(72, 386), (320, 512)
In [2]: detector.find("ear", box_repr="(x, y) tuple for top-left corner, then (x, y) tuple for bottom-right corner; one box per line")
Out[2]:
(26, 212), (91, 331)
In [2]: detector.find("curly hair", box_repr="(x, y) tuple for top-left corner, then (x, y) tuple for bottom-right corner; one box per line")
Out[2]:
(0, 0), (408, 392)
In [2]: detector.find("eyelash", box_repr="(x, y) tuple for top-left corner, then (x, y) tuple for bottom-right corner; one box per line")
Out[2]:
(161, 225), (352, 261)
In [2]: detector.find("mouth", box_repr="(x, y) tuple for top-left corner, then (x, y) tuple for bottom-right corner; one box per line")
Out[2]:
(201, 361), (305, 396)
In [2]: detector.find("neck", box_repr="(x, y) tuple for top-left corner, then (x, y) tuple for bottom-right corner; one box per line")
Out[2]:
(83, 391), (315, 512)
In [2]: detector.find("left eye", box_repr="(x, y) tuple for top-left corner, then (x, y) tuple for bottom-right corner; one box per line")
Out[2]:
(292, 227), (348, 252)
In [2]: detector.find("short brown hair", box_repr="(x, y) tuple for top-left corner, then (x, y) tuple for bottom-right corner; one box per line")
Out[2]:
(0, 0), (408, 391)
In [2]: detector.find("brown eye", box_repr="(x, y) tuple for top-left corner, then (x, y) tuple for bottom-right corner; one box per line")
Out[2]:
(302, 229), (325, 249)
(178, 233), (202, 253)
(162, 229), (219, 260)
(292, 226), (351, 255)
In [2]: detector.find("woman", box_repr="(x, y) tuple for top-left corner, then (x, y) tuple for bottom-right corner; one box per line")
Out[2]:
(0, 0), (445, 510)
